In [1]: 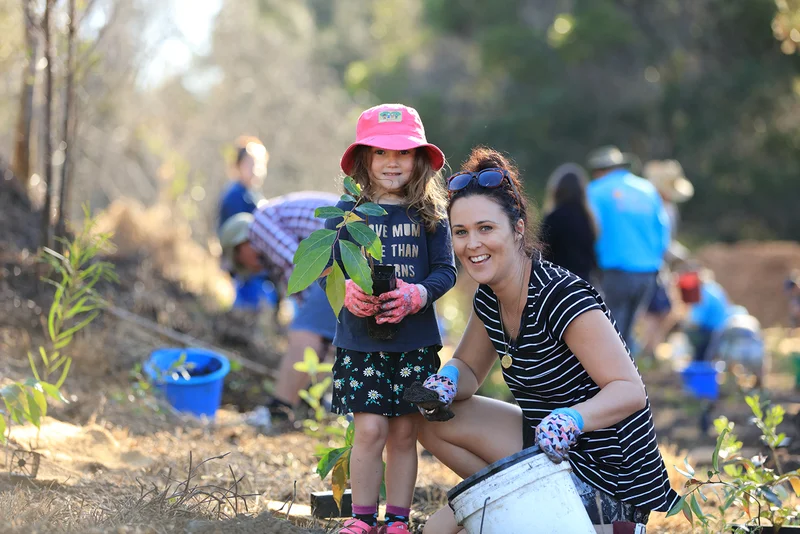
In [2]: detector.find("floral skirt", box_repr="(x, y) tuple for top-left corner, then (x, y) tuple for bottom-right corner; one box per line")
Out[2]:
(331, 346), (441, 417)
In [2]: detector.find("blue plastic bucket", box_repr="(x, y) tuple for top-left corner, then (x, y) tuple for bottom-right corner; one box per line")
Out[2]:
(680, 361), (720, 400)
(145, 348), (230, 417)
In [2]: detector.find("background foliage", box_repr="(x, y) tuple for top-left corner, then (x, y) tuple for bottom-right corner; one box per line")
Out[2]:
(1, 0), (799, 244)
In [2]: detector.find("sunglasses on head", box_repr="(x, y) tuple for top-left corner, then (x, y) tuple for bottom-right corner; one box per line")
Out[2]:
(447, 168), (521, 201)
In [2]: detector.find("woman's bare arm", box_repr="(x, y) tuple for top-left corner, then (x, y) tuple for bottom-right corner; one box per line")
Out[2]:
(565, 309), (647, 432)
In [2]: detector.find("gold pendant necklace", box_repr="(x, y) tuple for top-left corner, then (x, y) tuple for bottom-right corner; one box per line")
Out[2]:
(497, 297), (515, 369)
(497, 259), (530, 370)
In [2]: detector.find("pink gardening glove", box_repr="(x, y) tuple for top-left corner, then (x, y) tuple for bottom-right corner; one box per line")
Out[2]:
(535, 411), (583, 464)
(344, 279), (380, 317)
(375, 279), (426, 324)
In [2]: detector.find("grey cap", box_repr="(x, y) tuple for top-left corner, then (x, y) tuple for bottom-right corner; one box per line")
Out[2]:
(218, 212), (254, 268)
(586, 145), (632, 171)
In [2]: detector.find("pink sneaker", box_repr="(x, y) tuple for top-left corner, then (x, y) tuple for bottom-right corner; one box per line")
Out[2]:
(379, 523), (410, 534)
(339, 518), (378, 534)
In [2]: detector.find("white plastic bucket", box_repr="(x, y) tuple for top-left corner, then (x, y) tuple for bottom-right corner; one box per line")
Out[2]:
(447, 446), (595, 534)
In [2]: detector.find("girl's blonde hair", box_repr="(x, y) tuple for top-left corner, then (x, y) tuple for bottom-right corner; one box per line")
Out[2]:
(348, 146), (448, 232)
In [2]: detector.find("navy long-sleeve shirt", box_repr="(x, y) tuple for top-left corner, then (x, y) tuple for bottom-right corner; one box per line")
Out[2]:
(322, 201), (456, 353)
(540, 202), (597, 282)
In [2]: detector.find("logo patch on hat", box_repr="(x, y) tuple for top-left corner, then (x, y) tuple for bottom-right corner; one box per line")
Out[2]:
(378, 111), (403, 123)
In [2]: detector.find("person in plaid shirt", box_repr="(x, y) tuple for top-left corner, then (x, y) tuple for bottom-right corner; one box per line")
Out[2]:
(219, 191), (339, 425)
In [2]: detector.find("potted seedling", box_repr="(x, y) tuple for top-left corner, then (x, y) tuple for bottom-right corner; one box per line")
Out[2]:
(670, 395), (800, 533)
(287, 176), (394, 339)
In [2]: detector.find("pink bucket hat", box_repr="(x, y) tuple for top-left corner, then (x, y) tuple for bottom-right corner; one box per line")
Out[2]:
(340, 104), (445, 175)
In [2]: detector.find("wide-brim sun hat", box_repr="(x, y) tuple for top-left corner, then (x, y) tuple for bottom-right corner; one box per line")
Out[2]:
(643, 159), (694, 203)
(340, 103), (445, 175)
(586, 145), (633, 171)
(218, 212), (254, 267)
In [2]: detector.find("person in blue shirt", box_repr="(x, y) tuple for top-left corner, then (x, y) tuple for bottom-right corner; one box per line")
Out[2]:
(685, 271), (731, 361)
(586, 145), (671, 347)
(218, 136), (267, 229)
(217, 136), (275, 311)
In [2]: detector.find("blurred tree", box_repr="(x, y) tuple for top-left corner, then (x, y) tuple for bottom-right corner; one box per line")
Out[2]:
(11, 0), (37, 187)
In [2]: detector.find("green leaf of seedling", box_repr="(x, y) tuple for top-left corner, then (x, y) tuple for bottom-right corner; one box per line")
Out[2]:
(745, 395), (762, 420)
(325, 262), (345, 317)
(54, 335), (73, 350)
(346, 222), (382, 261)
(355, 202), (388, 217)
(344, 176), (360, 197)
(345, 420), (355, 447)
(0, 416), (6, 443)
(297, 390), (313, 405)
(336, 212), (363, 227)
(762, 487), (782, 506)
(666, 495), (686, 518)
(293, 362), (309, 373)
(39, 382), (67, 403)
(288, 246), (332, 295)
(340, 241), (372, 295)
(54, 358), (72, 388)
(682, 497), (693, 525)
(331, 450), (350, 513)
(713, 427), (728, 472)
(293, 229), (336, 265)
(58, 310), (100, 341)
(689, 494), (706, 524)
(317, 363), (334, 374)
(315, 206), (346, 219)
(316, 446), (349, 479)
(309, 381), (329, 401)
(684, 458), (695, 477)
(340, 194), (356, 203)
(30, 385), (47, 422)
(28, 352), (41, 381)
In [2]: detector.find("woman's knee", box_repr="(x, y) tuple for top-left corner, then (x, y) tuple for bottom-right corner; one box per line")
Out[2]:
(422, 505), (464, 534)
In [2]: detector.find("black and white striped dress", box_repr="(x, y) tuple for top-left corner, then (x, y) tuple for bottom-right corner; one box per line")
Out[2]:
(473, 258), (680, 513)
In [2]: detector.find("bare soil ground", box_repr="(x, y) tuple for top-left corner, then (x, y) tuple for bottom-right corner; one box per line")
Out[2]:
(2, 177), (800, 533)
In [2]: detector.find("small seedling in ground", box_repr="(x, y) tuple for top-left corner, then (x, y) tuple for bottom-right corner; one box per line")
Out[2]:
(1, 204), (117, 446)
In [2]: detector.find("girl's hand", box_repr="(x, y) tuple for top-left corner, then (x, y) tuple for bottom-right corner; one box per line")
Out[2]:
(344, 279), (380, 317)
(375, 279), (426, 324)
(535, 411), (583, 463)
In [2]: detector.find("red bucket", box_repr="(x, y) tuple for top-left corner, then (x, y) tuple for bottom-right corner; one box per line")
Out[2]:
(678, 271), (701, 303)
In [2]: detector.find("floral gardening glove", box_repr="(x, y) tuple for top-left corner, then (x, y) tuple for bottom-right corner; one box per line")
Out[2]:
(403, 372), (457, 422)
(376, 279), (427, 324)
(344, 279), (380, 317)
(535, 409), (583, 463)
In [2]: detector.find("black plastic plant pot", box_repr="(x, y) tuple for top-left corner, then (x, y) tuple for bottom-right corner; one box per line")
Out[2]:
(367, 265), (398, 341)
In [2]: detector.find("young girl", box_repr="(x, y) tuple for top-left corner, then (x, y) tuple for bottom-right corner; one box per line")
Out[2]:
(328, 104), (457, 534)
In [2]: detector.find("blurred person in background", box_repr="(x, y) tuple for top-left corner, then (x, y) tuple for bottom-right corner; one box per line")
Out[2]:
(586, 146), (671, 348)
(219, 191), (339, 426)
(218, 136), (277, 310)
(638, 159), (695, 357)
(785, 270), (800, 328)
(682, 268), (730, 362)
(540, 163), (597, 282)
(218, 136), (268, 228)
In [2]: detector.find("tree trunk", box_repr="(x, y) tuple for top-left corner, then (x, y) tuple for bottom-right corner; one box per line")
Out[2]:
(56, 0), (77, 242)
(12, 0), (38, 189)
(40, 0), (53, 250)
